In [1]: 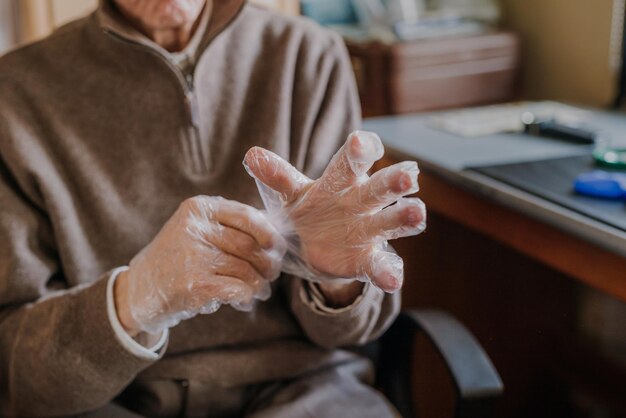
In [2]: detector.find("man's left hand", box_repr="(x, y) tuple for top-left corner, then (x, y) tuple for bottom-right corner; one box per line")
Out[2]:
(244, 131), (426, 294)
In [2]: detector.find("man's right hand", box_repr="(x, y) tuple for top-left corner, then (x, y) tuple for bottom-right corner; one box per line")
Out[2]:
(114, 196), (287, 336)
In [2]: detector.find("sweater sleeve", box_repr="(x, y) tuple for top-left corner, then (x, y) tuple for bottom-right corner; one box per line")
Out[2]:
(0, 158), (160, 417)
(285, 29), (400, 349)
(288, 279), (401, 349)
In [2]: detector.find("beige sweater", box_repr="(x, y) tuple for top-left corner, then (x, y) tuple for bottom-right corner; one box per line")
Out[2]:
(0, 1), (400, 416)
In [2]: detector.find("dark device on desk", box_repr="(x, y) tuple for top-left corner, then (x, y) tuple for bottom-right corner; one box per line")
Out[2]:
(522, 113), (597, 145)
(472, 156), (626, 231)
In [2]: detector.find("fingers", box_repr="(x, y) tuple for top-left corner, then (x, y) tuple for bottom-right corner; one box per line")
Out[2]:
(346, 131), (385, 175)
(213, 200), (287, 257)
(243, 147), (311, 204)
(354, 197), (426, 292)
(318, 131), (384, 192)
(213, 252), (270, 298)
(193, 276), (257, 313)
(361, 250), (404, 293)
(359, 197), (426, 241)
(186, 196), (287, 257)
(352, 161), (419, 211)
(204, 225), (282, 280)
(182, 196), (281, 303)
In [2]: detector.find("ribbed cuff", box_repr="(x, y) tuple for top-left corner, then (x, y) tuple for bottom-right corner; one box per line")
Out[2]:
(106, 267), (168, 360)
(295, 278), (382, 320)
(290, 277), (387, 348)
(303, 280), (368, 314)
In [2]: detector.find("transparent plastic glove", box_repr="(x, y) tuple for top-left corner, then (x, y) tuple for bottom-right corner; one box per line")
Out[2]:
(115, 196), (287, 335)
(243, 131), (426, 293)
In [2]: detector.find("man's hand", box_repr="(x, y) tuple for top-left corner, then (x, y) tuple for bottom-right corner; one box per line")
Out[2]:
(114, 196), (287, 335)
(244, 131), (426, 294)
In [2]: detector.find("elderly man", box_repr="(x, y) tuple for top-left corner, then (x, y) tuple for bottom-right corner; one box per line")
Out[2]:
(0, 0), (426, 417)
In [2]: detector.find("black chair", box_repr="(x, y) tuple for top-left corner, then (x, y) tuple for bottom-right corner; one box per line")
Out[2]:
(372, 309), (504, 418)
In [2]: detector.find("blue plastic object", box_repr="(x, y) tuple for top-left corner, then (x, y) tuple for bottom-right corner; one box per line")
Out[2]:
(574, 170), (626, 200)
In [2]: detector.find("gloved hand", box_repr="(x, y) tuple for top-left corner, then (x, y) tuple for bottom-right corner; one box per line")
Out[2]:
(114, 196), (287, 335)
(244, 131), (426, 293)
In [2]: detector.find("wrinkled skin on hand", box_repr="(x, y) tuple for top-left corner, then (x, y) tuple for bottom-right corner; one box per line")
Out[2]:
(244, 131), (426, 293)
(117, 196), (287, 334)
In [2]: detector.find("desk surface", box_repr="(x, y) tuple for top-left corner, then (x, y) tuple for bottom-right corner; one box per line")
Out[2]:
(364, 109), (626, 258)
(364, 108), (626, 300)
(364, 110), (626, 171)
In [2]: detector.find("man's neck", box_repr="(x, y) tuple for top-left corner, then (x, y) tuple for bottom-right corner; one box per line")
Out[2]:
(114, 3), (206, 52)
(141, 25), (197, 53)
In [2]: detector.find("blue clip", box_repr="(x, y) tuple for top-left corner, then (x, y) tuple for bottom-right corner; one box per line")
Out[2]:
(574, 170), (626, 200)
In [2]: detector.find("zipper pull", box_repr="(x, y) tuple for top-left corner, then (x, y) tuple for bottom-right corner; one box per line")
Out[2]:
(185, 92), (200, 128)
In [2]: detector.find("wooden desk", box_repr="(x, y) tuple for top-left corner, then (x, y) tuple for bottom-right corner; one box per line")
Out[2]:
(406, 170), (626, 301)
(364, 109), (626, 416)
(365, 110), (626, 301)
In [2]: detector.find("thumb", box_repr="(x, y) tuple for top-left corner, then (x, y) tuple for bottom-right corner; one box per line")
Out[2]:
(243, 146), (311, 203)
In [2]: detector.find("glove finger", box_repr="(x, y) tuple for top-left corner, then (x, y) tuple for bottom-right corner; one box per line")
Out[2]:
(191, 196), (287, 256)
(318, 131), (384, 193)
(243, 146), (311, 203)
(202, 224), (282, 280)
(217, 277), (271, 305)
(362, 250), (404, 293)
(358, 197), (426, 241)
(194, 275), (257, 312)
(213, 252), (269, 297)
(352, 161), (419, 211)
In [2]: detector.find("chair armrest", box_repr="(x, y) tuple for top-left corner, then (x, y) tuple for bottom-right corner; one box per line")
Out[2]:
(377, 309), (504, 418)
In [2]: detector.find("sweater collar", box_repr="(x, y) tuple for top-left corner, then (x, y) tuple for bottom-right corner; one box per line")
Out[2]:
(96, 0), (245, 57)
